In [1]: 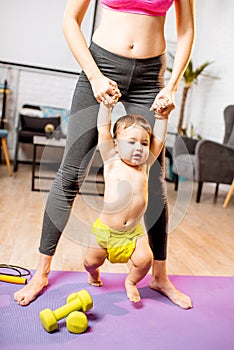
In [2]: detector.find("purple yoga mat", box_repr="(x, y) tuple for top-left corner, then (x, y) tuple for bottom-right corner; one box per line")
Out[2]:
(1, 271), (234, 350)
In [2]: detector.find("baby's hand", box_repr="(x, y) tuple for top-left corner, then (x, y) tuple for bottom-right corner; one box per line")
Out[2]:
(102, 90), (120, 108)
(151, 88), (175, 117)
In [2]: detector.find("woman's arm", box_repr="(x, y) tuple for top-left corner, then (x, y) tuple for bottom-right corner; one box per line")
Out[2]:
(97, 104), (116, 162)
(63, 0), (121, 104)
(152, 0), (195, 116)
(167, 0), (195, 91)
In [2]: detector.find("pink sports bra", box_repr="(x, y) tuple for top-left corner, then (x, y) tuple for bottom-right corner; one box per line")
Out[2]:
(100, 0), (174, 17)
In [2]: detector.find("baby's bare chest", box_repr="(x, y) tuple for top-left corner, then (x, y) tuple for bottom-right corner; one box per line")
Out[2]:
(104, 162), (148, 194)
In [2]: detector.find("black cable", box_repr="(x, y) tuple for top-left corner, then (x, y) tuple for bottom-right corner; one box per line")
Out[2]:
(0, 264), (31, 277)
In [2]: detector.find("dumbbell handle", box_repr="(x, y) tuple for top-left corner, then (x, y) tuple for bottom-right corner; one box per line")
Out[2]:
(53, 297), (83, 320)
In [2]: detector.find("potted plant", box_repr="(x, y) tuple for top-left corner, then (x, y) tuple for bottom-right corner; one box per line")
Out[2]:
(167, 55), (218, 134)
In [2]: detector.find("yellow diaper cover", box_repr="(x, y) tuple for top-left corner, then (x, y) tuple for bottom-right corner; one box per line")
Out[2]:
(91, 217), (145, 263)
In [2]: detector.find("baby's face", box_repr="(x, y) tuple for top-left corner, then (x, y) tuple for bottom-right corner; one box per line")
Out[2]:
(115, 125), (150, 166)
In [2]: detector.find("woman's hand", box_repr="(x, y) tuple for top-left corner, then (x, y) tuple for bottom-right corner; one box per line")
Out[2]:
(90, 74), (121, 106)
(150, 87), (176, 116)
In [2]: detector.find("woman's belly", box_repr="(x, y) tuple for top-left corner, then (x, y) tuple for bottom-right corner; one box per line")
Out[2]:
(92, 8), (166, 59)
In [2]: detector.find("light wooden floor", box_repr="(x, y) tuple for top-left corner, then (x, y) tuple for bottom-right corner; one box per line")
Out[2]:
(0, 163), (233, 277)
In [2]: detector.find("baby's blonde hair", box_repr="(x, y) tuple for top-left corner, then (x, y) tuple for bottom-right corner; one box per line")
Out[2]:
(113, 114), (152, 139)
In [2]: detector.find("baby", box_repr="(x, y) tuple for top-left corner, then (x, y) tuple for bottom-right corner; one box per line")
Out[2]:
(84, 102), (169, 302)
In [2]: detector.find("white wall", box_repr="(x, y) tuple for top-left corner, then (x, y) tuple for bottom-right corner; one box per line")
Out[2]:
(191, 1), (234, 141)
(165, 0), (234, 142)
(0, 0), (233, 160)
(0, 0), (96, 73)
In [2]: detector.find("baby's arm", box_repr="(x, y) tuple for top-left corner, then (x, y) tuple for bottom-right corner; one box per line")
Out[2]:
(97, 104), (116, 162)
(148, 115), (169, 166)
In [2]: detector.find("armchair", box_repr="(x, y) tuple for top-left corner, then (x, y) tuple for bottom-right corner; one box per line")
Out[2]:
(173, 105), (234, 202)
(13, 104), (64, 171)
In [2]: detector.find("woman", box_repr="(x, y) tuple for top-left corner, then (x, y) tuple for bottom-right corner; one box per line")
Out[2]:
(14, 0), (195, 308)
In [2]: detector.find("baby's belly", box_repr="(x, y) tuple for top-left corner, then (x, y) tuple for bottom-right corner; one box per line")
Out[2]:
(100, 197), (147, 231)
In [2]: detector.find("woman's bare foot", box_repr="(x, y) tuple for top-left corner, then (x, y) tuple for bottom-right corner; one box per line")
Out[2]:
(125, 277), (141, 303)
(150, 277), (192, 309)
(88, 269), (103, 287)
(150, 260), (192, 309)
(14, 270), (49, 306)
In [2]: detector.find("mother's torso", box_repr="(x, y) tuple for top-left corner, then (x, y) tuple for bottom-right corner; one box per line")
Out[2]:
(92, 6), (167, 59)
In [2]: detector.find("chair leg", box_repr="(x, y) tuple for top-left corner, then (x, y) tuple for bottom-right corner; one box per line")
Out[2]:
(13, 139), (19, 172)
(1, 138), (12, 176)
(215, 183), (219, 197)
(223, 179), (234, 208)
(196, 181), (203, 203)
(174, 173), (179, 191)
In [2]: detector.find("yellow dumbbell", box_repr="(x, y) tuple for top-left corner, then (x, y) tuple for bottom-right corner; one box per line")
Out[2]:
(39, 289), (93, 332)
(66, 311), (88, 334)
(66, 290), (93, 311)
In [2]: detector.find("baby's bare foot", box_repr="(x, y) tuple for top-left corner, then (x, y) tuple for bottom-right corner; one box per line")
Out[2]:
(14, 271), (48, 306)
(125, 277), (141, 303)
(88, 270), (102, 287)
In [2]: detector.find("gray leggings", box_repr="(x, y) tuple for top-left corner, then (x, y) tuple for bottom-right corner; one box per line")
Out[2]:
(39, 42), (168, 260)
